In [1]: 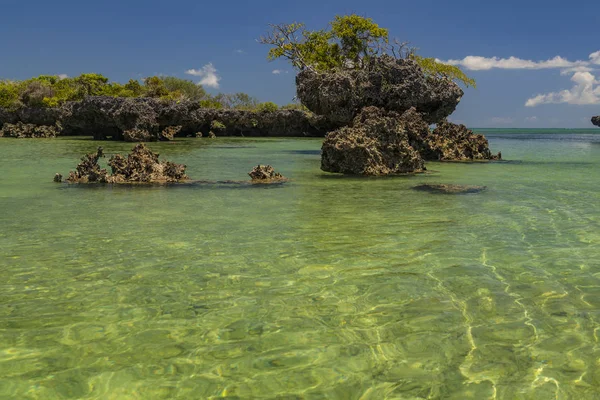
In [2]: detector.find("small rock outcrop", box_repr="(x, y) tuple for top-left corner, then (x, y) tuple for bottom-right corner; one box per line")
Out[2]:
(592, 116), (600, 127)
(66, 147), (109, 183)
(296, 56), (463, 125)
(0, 122), (58, 138)
(321, 107), (425, 175)
(248, 165), (287, 182)
(422, 121), (501, 161)
(64, 144), (188, 183)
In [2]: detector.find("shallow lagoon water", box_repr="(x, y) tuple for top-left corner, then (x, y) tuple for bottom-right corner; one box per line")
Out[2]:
(1, 130), (600, 399)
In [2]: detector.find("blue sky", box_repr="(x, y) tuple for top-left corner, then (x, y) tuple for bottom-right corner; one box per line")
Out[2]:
(1, 0), (599, 127)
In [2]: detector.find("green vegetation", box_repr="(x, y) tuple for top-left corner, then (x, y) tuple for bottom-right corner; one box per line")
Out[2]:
(256, 102), (279, 112)
(259, 14), (475, 87)
(0, 74), (288, 110)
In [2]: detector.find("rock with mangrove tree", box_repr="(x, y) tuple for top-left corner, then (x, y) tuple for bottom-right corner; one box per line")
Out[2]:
(260, 14), (497, 174)
(64, 144), (188, 183)
(593, 116), (600, 127)
(0, 74), (337, 140)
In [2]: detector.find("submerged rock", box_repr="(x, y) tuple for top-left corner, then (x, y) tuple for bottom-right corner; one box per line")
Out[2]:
(593, 116), (600, 127)
(0, 122), (58, 138)
(296, 56), (463, 125)
(64, 144), (188, 183)
(422, 121), (501, 161)
(321, 107), (425, 175)
(53, 173), (63, 183)
(248, 165), (287, 182)
(413, 184), (486, 194)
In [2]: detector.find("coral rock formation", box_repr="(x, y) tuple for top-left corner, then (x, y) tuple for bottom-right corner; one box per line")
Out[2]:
(66, 147), (109, 183)
(248, 165), (287, 182)
(296, 56), (463, 125)
(421, 120), (501, 161)
(321, 107), (425, 175)
(65, 144), (188, 183)
(1, 97), (337, 141)
(0, 122), (58, 138)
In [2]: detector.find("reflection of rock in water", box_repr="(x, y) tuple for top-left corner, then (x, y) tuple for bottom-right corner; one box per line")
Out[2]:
(413, 184), (486, 194)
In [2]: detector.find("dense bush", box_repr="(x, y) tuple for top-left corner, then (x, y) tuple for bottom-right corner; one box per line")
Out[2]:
(260, 14), (476, 87)
(0, 73), (283, 110)
(256, 102), (279, 112)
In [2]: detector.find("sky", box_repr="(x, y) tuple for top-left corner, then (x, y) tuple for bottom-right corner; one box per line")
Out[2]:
(1, 0), (599, 128)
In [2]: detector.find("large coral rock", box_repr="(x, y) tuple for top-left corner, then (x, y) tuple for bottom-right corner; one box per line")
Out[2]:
(423, 121), (501, 161)
(296, 56), (463, 125)
(321, 107), (425, 175)
(0, 122), (58, 138)
(65, 144), (188, 183)
(592, 116), (600, 127)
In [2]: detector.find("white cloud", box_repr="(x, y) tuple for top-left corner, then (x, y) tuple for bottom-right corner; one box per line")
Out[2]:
(490, 117), (514, 124)
(441, 50), (600, 108)
(57, 74), (68, 80)
(272, 69), (288, 75)
(234, 49), (245, 54)
(443, 55), (585, 71)
(525, 71), (600, 106)
(185, 63), (220, 88)
(525, 116), (538, 122)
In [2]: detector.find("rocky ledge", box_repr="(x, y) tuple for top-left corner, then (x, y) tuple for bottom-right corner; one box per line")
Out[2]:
(321, 106), (500, 176)
(62, 144), (188, 183)
(592, 116), (600, 127)
(0, 97), (339, 141)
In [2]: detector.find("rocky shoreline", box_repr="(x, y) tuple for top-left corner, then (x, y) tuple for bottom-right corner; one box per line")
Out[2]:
(0, 97), (337, 140)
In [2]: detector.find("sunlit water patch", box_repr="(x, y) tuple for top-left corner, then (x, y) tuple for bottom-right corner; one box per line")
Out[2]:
(1, 131), (600, 399)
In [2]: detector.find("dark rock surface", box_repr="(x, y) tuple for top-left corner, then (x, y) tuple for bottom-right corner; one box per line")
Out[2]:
(422, 120), (501, 161)
(593, 116), (600, 127)
(1, 97), (337, 141)
(0, 122), (58, 138)
(248, 165), (287, 182)
(65, 144), (188, 183)
(296, 56), (463, 125)
(321, 107), (425, 175)
(413, 184), (487, 194)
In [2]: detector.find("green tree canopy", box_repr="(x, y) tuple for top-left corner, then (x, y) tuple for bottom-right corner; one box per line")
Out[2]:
(259, 14), (475, 87)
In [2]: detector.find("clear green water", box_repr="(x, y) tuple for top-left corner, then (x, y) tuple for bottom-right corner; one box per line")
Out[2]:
(1, 130), (600, 399)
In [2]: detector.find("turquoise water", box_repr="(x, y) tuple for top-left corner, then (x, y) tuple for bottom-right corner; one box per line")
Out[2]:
(1, 130), (600, 399)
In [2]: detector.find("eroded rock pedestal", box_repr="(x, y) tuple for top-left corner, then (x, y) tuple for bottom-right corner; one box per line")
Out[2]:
(65, 144), (188, 183)
(321, 107), (424, 175)
(296, 56), (500, 175)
